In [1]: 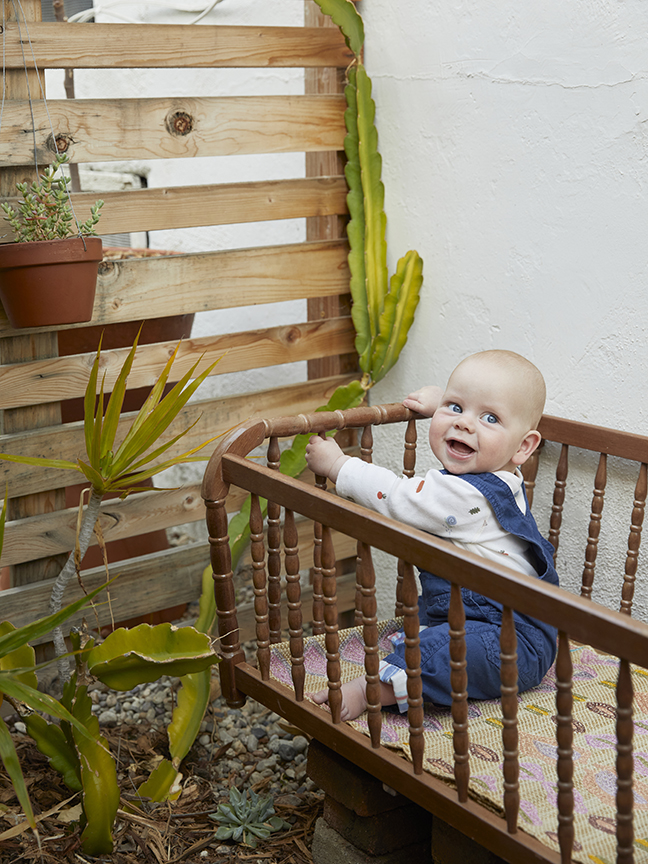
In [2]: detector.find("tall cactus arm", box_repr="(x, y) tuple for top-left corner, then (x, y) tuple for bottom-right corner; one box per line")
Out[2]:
(344, 68), (371, 372)
(356, 65), (389, 345)
(370, 249), (423, 384)
(312, 0), (364, 58)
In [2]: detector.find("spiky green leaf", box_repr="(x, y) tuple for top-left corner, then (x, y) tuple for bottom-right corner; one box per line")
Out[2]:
(0, 716), (37, 834)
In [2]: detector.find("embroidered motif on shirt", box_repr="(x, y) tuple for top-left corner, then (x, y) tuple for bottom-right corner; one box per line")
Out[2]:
(416, 480), (425, 493)
(377, 491), (386, 500)
(445, 515), (457, 527)
(469, 506), (481, 515)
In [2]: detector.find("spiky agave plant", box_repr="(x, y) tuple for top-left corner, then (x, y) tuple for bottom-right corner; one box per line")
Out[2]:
(0, 329), (221, 679)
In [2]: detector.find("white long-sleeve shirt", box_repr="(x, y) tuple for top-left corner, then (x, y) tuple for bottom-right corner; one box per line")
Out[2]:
(335, 457), (538, 578)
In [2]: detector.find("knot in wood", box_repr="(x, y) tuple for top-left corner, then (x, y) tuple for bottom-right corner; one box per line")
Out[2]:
(166, 110), (194, 136)
(47, 133), (74, 154)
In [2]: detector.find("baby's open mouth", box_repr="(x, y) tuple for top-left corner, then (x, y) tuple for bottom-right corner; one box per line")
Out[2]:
(447, 438), (475, 456)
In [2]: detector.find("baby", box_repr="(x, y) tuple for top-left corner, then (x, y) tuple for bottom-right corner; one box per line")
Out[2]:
(305, 349), (558, 721)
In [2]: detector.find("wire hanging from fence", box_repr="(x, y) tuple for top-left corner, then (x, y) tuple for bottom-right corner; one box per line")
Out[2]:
(0, 0), (88, 243)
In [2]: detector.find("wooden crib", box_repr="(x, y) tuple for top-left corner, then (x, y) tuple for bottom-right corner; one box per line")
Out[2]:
(201, 403), (648, 864)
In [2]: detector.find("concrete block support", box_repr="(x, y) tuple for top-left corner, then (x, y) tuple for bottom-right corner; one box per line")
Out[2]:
(307, 740), (433, 863)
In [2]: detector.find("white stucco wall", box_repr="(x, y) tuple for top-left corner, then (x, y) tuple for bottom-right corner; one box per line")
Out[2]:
(358, 0), (648, 618)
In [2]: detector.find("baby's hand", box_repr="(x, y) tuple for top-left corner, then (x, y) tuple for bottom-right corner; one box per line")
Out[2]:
(402, 384), (444, 417)
(305, 436), (349, 483)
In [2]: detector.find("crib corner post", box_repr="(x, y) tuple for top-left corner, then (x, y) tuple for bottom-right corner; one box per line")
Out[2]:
(205, 493), (247, 708)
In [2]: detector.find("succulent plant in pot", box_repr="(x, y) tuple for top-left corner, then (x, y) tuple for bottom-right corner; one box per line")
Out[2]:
(0, 152), (105, 329)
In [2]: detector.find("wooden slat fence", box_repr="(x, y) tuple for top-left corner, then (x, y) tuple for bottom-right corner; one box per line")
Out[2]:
(0, 0), (357, 631)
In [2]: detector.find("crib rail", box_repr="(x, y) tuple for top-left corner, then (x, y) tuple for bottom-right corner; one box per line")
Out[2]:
(202, 405), (648, 864)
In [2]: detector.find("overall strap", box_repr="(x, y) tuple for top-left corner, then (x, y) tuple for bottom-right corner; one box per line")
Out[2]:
(449, 471), (558, 585)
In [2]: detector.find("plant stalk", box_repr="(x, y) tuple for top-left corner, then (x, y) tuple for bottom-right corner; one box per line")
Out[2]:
(48, 486), (103, 682)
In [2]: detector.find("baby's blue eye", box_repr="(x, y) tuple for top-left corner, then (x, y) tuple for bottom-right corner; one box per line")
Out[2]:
(449, 403), (462, 413)
(484, 413), (498, 424)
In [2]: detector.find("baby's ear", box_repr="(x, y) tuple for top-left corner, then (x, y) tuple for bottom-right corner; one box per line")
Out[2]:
(512, 430), (542, 466)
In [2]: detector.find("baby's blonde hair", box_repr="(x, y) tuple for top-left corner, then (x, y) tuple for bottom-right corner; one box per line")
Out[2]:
(455, 350), (546, 429)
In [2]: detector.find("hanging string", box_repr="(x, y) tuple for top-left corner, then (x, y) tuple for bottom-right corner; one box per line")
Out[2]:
(5, 0), (89, 243)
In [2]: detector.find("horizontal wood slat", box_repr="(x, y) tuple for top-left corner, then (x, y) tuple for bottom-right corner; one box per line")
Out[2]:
(0, 540), (357, 644)
(2, 484), (205, 566)
(0, 317), (356, 410)
(0, 238), (350, 335)
(1, 23), (353, 69)
(0, 544), (209, 642)
(1, 469), (358, 567)
(0, 374), (357, 498)
(1, 178), (348, 243)
(0, 95), (346, 166)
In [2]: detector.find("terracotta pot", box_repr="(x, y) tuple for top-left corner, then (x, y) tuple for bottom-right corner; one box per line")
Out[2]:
(0, 236), (102, 328)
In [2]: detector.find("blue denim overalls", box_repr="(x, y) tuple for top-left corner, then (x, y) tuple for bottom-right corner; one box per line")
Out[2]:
(383, 472), (559, 707)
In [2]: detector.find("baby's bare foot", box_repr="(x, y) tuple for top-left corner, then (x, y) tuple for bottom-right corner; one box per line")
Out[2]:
(312, 677), (368, 721)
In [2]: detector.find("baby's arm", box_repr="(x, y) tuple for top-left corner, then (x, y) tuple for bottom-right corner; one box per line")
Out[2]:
(305, 435), (350, 483)
(402, 384), (443, 417)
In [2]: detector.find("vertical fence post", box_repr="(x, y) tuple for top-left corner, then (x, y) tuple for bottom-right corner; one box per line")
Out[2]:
(0, 0), (68, 588)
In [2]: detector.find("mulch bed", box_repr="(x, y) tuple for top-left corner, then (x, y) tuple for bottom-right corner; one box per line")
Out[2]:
(0, 721), (323, 864)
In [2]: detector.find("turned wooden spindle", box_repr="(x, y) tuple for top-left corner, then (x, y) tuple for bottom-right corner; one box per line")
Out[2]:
(581, 452), (607, 600)
(312, 430), (328, 635)
(359, 540), (381, 748)
(555, 631), (574, 864)
(449, 583), (469, 802)
(500, 607), (519, 833)
(403, 560), (424, 774)
(322, 523), (342, 723)
(360, 424), (374, 463)
(549, 444), (569, 558)
(402, 417), (418, 478)
(205, 495), (246, 706)
(250, 493), (270, 680)
(284, 507), (305, 701)
(521, 440), (542, 509)
(394, 419), (418, 620)
(356, 425), (375, 624)
(620, 462), (647, 617)
(616, 658), (634, 863)
(267, 436), (283, 642)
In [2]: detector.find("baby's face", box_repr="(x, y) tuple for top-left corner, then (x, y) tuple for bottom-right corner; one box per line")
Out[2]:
(428, 360), (535, 475)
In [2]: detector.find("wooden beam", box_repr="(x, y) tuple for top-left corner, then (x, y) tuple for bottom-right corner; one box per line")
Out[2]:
(0, 544), (209, 640)
(0, 375), (356, 497)
(1, 23), (354, 69)
(1, 178), (348, 241)
(1, 550), (358, 647)
(0, 317), (356, 411)
(0, 95), (346, 166)
(1, 483), (355, 574)
(305, 0), (356, 383)
(0, 239), (350, 335)
(0, 0), (67, 588)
